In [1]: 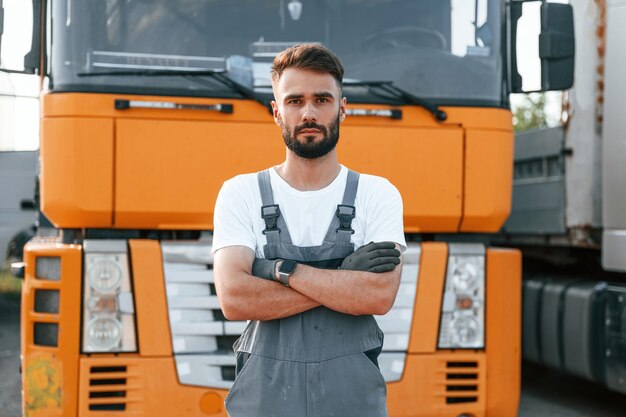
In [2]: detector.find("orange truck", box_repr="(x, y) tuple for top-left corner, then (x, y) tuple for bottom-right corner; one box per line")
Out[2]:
(0, 1), (574, 416)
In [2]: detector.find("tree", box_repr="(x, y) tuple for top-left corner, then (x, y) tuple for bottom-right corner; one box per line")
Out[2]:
(512, 93), (549, 132)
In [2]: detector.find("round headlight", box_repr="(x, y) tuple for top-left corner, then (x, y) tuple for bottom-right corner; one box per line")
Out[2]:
(451, 258), (479, 292)
(87, 316), (122, 350)
(449, 315), (480, 346)
(87, 259), (122, 292)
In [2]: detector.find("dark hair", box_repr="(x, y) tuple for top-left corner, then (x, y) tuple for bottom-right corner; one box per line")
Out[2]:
(271, 43), (344, 86)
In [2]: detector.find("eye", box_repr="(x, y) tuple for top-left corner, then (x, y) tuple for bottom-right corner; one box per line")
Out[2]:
(317, 97), (329, 103)
(288, 99), (301, 104)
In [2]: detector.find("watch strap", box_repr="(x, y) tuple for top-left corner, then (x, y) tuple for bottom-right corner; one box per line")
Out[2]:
(278, 270), (290, 287)
(277, 260), (297, 287)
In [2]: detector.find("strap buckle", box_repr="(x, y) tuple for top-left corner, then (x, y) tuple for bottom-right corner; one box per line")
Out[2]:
(261, 204), (281, 234)
(336, 204), (356, 234)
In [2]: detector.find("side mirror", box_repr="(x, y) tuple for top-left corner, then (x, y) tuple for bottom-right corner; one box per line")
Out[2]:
(540, 2), (575, 91)
(0, 0), (41, 74)
(22, 0), (42, 74)
(509, 1), (575, 93)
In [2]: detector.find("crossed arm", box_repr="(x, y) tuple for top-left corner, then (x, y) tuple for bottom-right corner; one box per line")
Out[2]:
(213, 245), (402, 321)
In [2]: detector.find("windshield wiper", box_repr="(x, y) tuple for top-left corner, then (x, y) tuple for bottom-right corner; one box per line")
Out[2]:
(77, 68), (269, 109)
(343, 80), (447, 122)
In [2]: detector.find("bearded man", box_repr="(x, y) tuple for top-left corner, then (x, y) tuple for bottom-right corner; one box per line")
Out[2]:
(212, 43), (406, 417)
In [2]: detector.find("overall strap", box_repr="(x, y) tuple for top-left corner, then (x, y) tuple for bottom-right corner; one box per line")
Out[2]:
(257, 170), (275, 206)
(257, 170), (292, 246)
(342, 170), (360, 206)
(323, 170), (360, 244)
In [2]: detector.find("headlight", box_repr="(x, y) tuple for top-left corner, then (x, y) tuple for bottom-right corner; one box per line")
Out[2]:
(450, 257), (480, 292)
(87, 316), (123, 350)
(438, 245), (485, 349)
(82, 240), (137, 353)
(449, 314), (480, 346)
(87, 257), (123, 292)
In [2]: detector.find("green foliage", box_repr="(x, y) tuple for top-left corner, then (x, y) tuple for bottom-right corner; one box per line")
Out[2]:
(0, 269), (22, 299)
(513, 93), (549, 132)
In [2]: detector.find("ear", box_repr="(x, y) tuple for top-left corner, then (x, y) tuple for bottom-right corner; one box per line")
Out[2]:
(339, 97), (347, 122)
(271, 100), (282, 126)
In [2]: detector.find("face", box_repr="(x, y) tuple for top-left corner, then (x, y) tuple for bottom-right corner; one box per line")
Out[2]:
(271, 68), (346, 159)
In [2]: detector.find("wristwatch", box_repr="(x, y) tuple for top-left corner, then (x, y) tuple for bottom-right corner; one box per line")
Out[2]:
(276, 259), (298, 287)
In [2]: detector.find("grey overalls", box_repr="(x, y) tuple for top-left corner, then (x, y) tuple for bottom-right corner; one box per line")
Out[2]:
(224, 169), (388, 417)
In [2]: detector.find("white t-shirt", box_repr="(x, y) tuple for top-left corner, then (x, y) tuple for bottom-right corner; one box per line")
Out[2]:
(212, 165), (406, 257)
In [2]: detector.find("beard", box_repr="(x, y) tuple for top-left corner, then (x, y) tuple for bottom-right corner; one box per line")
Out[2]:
(281, 113), (340, 159)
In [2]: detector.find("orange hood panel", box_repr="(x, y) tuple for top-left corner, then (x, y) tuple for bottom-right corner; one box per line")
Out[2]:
(40, 93), (512, 232)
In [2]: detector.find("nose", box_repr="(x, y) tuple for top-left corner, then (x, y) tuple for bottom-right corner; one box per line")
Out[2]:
(301, 101), (318, 123)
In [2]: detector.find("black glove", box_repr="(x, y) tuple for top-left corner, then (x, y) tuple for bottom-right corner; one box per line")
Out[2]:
(340, 241), (401, 273)
(251, 258), (280, 282)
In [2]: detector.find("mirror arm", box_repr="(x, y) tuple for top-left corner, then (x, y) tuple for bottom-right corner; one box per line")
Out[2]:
(22, 0), (42, 74)
(0, 0), (4, 61)
(1, 67), (35, 74)
(508, 1), (524, 93)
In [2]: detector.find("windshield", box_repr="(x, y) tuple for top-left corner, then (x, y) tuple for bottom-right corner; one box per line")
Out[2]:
(49, 0), (503, 106)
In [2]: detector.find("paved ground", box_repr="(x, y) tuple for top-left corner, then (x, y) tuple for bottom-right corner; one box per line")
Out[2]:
(0, 293), (624, 417)
(0, 294), (22, 417)
(518, 363), (625, 417)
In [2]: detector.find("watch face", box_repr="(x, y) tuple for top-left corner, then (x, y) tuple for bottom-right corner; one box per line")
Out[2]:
(279, 260), (297, 275)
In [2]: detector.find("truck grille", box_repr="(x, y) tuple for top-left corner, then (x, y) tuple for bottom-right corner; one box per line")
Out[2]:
(161, 239), (421, 387)
(162, 240), (241, 388)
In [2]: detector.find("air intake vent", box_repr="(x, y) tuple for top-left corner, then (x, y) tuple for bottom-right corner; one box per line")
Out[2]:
(88, 366), (128, 411)
(445, 361), (479, 404)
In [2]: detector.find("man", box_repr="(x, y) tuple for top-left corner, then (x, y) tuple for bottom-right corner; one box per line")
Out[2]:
(212, 44), (406, 417)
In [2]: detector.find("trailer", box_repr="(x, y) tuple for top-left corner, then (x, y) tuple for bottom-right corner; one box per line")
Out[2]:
(500, 0), (626, 395)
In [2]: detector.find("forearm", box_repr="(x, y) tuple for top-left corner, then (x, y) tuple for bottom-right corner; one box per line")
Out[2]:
(288, 263), (402, 316)
(216, 269), (320, 321)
